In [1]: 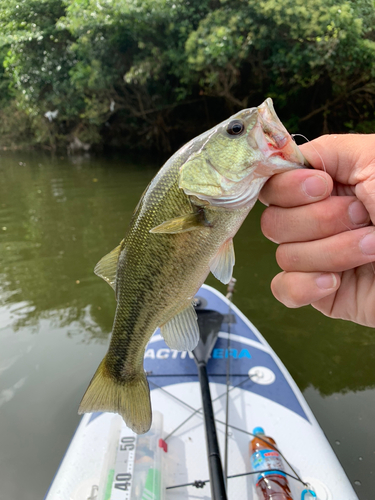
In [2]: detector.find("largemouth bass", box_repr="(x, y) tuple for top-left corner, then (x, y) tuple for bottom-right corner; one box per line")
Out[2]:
(79, 98), (308, 434)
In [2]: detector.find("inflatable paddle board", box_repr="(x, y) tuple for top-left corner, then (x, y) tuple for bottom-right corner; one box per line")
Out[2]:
(45, 284), (358, 500)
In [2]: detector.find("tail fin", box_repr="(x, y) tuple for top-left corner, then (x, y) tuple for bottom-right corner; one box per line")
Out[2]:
(78, 358), (152, 434)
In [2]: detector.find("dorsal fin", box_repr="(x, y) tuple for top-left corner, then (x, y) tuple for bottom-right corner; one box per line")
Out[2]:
(94, 240), (124, 290)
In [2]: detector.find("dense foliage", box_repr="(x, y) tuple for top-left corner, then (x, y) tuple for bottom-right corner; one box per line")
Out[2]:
(0, 0), (374, 151)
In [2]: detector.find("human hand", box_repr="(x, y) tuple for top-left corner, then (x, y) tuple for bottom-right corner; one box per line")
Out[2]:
(259, 134), (375, 327)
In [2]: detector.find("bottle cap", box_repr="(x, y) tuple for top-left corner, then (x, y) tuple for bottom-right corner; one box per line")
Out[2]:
(253, 427), (265, 435)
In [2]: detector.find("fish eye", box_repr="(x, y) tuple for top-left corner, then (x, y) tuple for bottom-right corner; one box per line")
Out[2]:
(226, 120), (245, 136)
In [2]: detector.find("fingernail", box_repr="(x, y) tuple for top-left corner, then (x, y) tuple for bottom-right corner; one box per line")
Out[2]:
(316, 273), (337, 290)
(360, 232), (375, 255)
(348, 200), (370, 226)
(302, 176), (328, 198)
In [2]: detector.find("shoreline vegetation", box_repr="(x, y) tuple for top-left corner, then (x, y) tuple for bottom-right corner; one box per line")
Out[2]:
(0, 0), (374, 154)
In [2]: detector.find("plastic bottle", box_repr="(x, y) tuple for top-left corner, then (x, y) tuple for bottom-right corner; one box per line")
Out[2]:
(250, 427), (294, 500)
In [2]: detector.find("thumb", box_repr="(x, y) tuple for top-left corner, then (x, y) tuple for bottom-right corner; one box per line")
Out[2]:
(299, 134), (375, 187)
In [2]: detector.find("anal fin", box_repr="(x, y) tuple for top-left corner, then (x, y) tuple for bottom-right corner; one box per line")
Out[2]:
(161, 305), (199, 351)
(210, 238), (235, 284)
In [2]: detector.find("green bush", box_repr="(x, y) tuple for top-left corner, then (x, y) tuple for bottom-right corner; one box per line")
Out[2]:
(0, 0), (374, 151)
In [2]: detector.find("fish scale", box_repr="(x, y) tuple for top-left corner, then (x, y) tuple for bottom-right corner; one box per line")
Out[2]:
(78, 98), (308, 434)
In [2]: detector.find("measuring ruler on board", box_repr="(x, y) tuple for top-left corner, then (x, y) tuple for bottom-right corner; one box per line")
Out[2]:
(108, 425), (137, 500)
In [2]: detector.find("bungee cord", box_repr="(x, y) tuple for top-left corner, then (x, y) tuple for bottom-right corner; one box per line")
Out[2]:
(148, 378), (307, 488)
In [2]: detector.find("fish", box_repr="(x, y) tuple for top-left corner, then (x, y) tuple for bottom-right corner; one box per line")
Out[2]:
(78, 98), (308, 434)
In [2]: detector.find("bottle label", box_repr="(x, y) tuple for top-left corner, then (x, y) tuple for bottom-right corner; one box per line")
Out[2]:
(251, 449), (286, 482)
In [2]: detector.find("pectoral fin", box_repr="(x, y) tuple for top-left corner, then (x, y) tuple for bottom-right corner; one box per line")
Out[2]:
(161, 305), (199, 351)
(150, 212), (208, 234)
(210, 238), (235, 284)
(94, 240), (124, 290)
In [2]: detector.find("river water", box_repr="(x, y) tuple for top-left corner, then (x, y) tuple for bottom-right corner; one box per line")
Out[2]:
(0, 151), (373, 499)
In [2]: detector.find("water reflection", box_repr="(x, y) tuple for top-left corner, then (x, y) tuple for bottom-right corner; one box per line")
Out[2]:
(304, 386), (375, 495)
(0, 151), (156, 340)
(0, 376), (27, 408)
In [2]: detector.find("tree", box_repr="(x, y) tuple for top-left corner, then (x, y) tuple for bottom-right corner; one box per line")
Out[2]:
(0, 0), (374, 151)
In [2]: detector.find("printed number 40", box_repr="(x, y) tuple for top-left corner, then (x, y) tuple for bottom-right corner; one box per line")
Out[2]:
(115, 473), (131, 491)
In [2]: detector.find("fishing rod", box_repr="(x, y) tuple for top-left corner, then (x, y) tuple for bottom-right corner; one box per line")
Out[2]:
(193, 304), (228, 500)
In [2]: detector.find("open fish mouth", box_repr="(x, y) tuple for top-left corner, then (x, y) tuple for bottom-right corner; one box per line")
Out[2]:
(256, 98), (309, 168)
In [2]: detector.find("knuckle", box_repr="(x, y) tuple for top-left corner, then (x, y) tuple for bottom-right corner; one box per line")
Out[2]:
(276, 244), (300, 271)
(260, 208), (280, 243)
(314, 207), (336, 235)
(271, 274), (299, 308)
(284, 292), (302, 308)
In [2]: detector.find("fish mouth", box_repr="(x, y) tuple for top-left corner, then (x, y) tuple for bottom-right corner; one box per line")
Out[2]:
(256, 98), (309, 168)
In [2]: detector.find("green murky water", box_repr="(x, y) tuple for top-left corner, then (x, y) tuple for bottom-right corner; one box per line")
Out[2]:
(0, 151), (374, 499)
